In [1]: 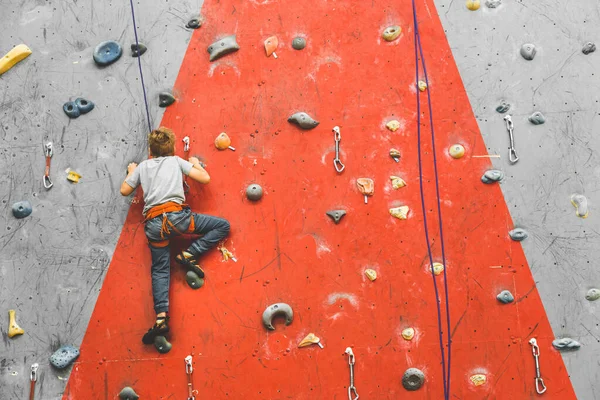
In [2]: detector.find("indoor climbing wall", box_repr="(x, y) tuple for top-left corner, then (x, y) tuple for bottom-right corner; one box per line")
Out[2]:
(1, 0), (598, 400)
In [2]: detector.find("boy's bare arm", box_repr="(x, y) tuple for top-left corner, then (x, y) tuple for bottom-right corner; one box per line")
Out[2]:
(188, 157), (210, 184)
(120, 162), (138, 196)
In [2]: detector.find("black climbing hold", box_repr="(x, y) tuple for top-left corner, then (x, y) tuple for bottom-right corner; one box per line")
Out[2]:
(93, 40), (123, 66)
(528, 111), (545, 125)
(246, 184), (263, 201)
(495, 100), (510, 113)
(402, 368), (425, 391)
(119, 386), (140, 400)
(552, 338), (581, 351)
(63, 101), (80, 118)
(75, 98), (94, 114)
(186, 18), (202, 29)
(326, 210), (346, 224)
(12, 200), (32, 219)
(207, 35), (240, 62)
(130, 43), (147, 57)
(496, 290), (514, 304)
(288, 112), (319, 130)
(509, 228), (528, 241)
(520, 43), (536, 60)
(292, 37), (306, 50)
(186, 271), (204, 289)
(582, 42), (596, 55)
(159, 92), (176, 107)
(481, 169), (504, 184)
(154, 336), (172, 354)
(49, 345), (80, 369)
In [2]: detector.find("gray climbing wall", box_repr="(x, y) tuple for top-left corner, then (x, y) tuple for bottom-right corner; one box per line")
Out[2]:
(433, 0), (600, 398)
(1, 0), (599, 399)
(0, 0), (203, 397)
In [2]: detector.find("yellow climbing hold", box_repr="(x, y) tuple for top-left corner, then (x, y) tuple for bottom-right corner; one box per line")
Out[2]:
(298, 333), (321, 348)
(66, 169), (82, 183)
(401, 327), (415, 340)
(432, 262), (444, 276)
(386, 120), (400, 132)
(389, 206), (409, 220)
(382, 26), (401, 42)
(390, 176), (406, 189)
(365, 269), (377, 281)
(418, 81), (427, 92)
(0, 44), (32, 76)
(449, 144), (465, 159)
(470, 374), (487, 386)
(466, 0), (481, 10)
(218, 245), (237, 262)
(8, 310), (24, 338)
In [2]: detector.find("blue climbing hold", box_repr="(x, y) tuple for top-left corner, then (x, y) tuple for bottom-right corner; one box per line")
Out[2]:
(496, 290), (514, 304)
(75, 98), (94, 114)
(63, 101), (80, 118)
(12, 200), (32, 219)
(50, 345), (80, 369)
(93, 41), (123, 66)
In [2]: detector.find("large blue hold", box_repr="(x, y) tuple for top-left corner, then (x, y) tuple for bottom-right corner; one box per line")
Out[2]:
(50, 345), (80, 369)
(93, 41), (123, 66)
(75, 98), (94, 114)
(63, 101), (80, 118)
(12, 200), (32, 218)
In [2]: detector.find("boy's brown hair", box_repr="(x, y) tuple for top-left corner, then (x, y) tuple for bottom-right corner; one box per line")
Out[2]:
(149, 127), (175, 157)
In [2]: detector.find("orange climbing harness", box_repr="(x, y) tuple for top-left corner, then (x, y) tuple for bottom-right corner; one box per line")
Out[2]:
(145, 202), (196, 248)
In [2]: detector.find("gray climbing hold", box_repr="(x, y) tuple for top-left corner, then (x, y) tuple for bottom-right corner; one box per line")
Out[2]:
(63, 101), (80, 118)
(485, 0), (501, 8)
(402, 368), (425, 391)
(585, 288), (600, 301)
(496, 290), (514, 304)
(12, 200), (32, 219)
(93, 40), (123, 66)
(287, 112), (319, 130)
(246, 184), (263, 201)
(495, 100), (510, 113)
(326, 210), (346, 224)
(262, 302), (293, 330)
(292, 37), (306, 50)
(186, 17), (202, 29)
(552, 338), (581, 351)
(75, 98), (94, 114)
(520, 44), (537, 60)
(186, 271), (204, 289)
(159, 92), (176, 107)
(118, 387), (140, 400)
(509, 228), (528, 241)
(528, 112), (546, 125)
(131, 43), (147, 57)
(481, 169), (504, 184)
(154, 336), (172, 353)
(207, 35), (240, 62)
(49, 345), (80, 369)
(582, 42), (596, 55)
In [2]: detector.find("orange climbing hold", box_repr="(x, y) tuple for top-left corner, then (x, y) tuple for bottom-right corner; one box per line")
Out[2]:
(264, 36), (278, 58)
(214, 132), (232, 150)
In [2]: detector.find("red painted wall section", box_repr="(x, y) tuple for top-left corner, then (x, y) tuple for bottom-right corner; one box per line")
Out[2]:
(63, 0), (576, 398)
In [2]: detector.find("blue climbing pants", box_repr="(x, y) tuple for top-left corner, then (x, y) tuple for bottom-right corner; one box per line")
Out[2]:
(144, 207), (230, 313)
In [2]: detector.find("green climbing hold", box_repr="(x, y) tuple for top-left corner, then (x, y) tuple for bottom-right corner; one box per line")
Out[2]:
(118, 386), (140, 400)
(186, 271), (204, 289)
(292, 37), (306, 50)
(154, 336), (172, 354)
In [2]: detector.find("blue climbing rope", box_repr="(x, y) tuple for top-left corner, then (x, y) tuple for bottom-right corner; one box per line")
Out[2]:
(411, 0), (452, 398)
(128, 0), (153, 133)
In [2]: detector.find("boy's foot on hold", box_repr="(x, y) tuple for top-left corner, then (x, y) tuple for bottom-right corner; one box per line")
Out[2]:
(142, 316), (170, 345)
(175, 251), (205, 278)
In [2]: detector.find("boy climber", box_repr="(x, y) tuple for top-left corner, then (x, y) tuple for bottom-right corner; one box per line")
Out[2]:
(120, 127), (230, 344)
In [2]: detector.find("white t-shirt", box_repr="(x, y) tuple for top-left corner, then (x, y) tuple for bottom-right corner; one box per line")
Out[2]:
(125, 156), (193, 216)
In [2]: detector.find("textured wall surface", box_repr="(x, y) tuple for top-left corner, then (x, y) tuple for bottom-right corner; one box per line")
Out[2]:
(435, 1), (600, 398)
(0, 0), (598, 399)
(0, 0), (203, 398)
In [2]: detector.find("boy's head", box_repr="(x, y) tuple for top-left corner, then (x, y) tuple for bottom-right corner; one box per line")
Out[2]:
(149, 127), (175, 157)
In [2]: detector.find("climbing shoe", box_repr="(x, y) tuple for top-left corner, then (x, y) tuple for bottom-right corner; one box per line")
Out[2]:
(175, 251), (205, 278)
(142, 316), (170, 345)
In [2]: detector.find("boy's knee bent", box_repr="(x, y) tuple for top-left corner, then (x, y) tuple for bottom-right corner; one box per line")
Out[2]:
(219, 218), (231, 235)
